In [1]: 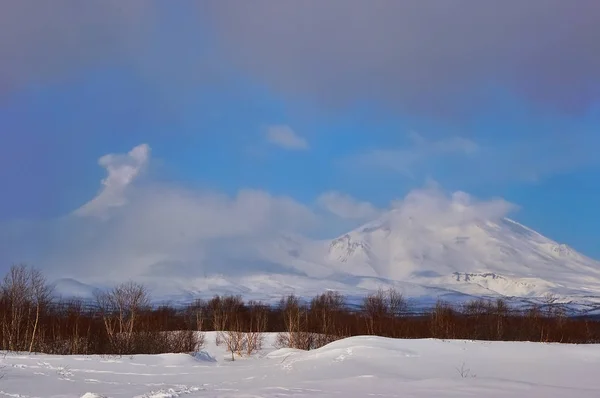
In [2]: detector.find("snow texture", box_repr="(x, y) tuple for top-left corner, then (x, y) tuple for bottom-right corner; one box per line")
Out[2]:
(1, 332), (599, 397)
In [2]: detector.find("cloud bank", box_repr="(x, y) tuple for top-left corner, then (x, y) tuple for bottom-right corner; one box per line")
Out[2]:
(206, 0), (600, 117)
(4, 2), (598, 119)
(0, 144), (319, 281)
(0, 1), (156, 96)
(0, 144), (522, 286)
(388, 186), (518, 228)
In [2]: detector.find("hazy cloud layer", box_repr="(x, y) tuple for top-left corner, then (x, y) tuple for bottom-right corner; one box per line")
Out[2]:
(206, 0), (600, 117)
(389, 186), (518, 228)
(266, 125), (309, 150)
(347, 133), (478, 177)
(0, 1), (216, 101)
(0, 144), (522, 284)
(0, 1), (156, 95)
(5, 2), (598, 117)
(317, 191), (381, 220)
(0, 145), (319, 280)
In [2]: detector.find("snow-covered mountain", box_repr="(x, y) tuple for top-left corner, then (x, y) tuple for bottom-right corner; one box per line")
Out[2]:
(321, 209), (600, 300)
(53, 208), (600, 309)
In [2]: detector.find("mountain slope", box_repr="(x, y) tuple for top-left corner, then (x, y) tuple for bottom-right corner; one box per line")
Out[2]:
(53, 207), (600, 307)
(323, 208), (600, 299)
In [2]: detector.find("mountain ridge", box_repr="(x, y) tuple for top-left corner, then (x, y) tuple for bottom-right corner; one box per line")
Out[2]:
(320, 212), (600, 300)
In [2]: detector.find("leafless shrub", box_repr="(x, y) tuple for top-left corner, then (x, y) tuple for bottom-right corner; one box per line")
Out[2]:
(219, 329), (246, 361)
(456, 362), (476, 378)
(246, 300), (268, 355)
(218, 311), (247, 361)
(195, 331), (206, 351)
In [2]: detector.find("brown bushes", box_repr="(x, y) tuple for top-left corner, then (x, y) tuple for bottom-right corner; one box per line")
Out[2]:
(362, 288), (409, 337)
(0, 265), (202, 355)
(217, 299), (270, 360)
(1, 265), (600, 355)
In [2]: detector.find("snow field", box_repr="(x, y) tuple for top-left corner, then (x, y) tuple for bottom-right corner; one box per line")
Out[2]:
(1, 332), (600, 397)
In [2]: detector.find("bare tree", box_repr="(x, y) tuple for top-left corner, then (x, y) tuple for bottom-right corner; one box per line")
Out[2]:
(362, 289), (388, 336)
(218, 314), (245, 361)
(64, 299), (87, 354)
(311, 291), (346, 347)
(276, 295), (313, 350)
(28, 268), (53, 353)
(0, 264), (53, 352)
(185, 299), (206, 351)
(208, 295), (244, 346)
(387, 288), (408, 318)
(246, 300), (268, 355)
(1, 264), (31, 351)
(94, 281), (149, 353)
(118, 282), (149, 340)
(94, 288), (118, 344)
(542, 293), (559, 317)
(430, 300), (456, 339)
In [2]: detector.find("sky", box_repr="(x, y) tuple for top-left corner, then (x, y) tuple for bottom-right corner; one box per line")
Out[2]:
(1, 1), (600, 281)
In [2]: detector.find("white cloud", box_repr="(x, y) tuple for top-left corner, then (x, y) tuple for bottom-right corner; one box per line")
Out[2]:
(61, 186), (318, 280)
(207, 2), (600, 117)
(0, 143), (522, 290)
(74, 143), (151, 218)
(265, 125), (309, 150)
(317, 191), (381, 220)
(388, 185), (517, 228)
(349, 132), (478, 176)
(1, 144), (318, 281)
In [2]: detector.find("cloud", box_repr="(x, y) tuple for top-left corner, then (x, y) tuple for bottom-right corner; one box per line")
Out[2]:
(0, 1), (156, 96)
(5, 2), (598, 119)
(74, 144), (151, 218)
(0, 1), (219, 102)
(348, 133), (478, 176)
(389, 185), (518, 228)
(64, 186), (318, 280)
(266, 125), (309, 150)
(322, 185), (523, 282)
(205, 0), (600, 117)
(317, 191), (381, 220)
(0, 143), (523, 289)
(0, 144), (319, 281)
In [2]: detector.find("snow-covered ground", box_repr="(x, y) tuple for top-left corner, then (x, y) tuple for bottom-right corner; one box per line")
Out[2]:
(1, 332), (599, 397)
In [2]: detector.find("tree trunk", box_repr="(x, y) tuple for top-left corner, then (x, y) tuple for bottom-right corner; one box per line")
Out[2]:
(28, 303), (40, 353)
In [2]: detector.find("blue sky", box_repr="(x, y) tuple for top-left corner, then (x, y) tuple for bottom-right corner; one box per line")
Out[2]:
(1, 1), (600, 278)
